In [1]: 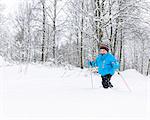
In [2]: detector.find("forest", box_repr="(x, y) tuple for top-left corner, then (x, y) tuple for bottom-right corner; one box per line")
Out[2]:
(0, 0), (150, 75)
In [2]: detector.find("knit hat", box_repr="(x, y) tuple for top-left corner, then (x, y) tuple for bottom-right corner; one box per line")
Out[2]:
(99, 44), (109, 52)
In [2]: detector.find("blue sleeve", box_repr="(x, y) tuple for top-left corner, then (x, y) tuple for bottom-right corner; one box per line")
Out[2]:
(92, 61), (96, 67)
(110, 56), (120, 70)
(87, 60), (91, 67)
(95, 57), (98, 67)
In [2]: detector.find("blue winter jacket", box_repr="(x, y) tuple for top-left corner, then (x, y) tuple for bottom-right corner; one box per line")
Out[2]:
(95, 53), (120, 76)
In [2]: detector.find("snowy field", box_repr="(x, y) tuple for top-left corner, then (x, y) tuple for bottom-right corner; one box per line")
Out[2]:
(0, 59), (150, 120)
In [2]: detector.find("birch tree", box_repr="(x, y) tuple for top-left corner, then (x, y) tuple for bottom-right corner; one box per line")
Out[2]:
(41, 0), (46, 62)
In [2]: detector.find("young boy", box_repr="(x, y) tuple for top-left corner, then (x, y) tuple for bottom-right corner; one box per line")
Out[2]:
(95, 44), (120, 88)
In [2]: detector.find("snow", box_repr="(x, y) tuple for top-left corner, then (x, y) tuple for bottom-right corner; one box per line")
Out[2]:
(0, 56), (5, 66)
(0, 64), (150, 120)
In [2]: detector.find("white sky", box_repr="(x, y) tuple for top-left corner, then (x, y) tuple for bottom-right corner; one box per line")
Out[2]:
(0, 0), (21, 15)
(1, 0), (150, 15)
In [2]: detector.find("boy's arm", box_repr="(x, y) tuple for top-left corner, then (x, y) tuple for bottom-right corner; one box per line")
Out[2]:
(89, 57), (98, 73)
(95, 57), (98, 67)
(111, 56), (120, 70)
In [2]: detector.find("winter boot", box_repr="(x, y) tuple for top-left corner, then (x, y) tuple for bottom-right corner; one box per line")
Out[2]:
(102, 79), (109, 88)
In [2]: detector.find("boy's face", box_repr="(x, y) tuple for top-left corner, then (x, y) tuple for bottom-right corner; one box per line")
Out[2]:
(100, 49), (107, 54)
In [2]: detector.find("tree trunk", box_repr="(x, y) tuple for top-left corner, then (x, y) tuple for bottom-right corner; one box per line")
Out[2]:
(80, 0), (84, 69)
(147, 59), (150, 76)
(113, 22), (118, 55)
(53, 0), (57, 63)
(45, 26), (50, 62)
(94, 0), (103, 45)
(27, 3), (32, 63)
(109, 0), (113, 53)
(41, 0), (46, 62)
(119, 27), (123, 70)
(76, 29), (80, 67)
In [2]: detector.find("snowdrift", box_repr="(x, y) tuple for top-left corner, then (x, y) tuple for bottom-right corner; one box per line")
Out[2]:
(0, 65), (149, 120)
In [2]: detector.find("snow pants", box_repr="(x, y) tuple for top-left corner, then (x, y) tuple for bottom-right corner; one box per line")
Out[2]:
(101, 74), (113, 88)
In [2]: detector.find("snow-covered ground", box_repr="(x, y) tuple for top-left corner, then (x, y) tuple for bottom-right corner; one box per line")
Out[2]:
(0, 60), (150, 120)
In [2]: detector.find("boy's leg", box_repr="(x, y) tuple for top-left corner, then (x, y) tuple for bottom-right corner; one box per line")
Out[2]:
(101, 75), (109, 88)
(101, 74), (113, 88)
(107, 74), (113, 88)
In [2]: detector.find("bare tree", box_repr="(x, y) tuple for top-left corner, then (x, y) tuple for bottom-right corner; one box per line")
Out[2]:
(41, 0), (46, 62)
(52, 0), (57, 62)
(80, 0), (84, 69)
